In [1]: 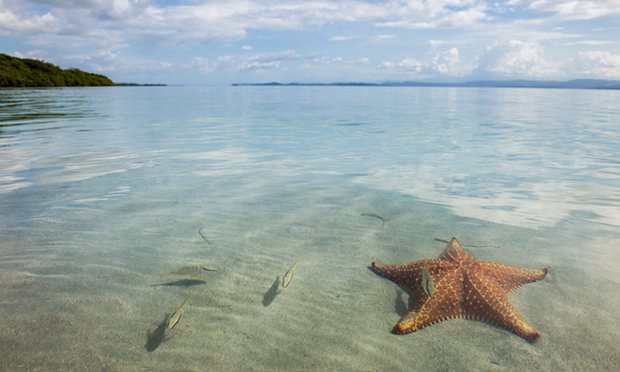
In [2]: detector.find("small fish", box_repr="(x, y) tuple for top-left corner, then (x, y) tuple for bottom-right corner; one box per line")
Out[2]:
(421, 267), (434, 297)
(282, 261), (297, 288)
(198, 228), (214, 245)
(145, 314), (169, 352)
(168, 264), (213, 277)
(361, 213), (388, 225)
(168, 293), (191, 330)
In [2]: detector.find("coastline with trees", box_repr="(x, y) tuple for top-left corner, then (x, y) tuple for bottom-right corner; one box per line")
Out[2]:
(0, 53), (114, 87)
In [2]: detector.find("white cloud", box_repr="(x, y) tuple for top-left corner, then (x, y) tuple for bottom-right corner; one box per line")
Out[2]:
(239, 50), (300, 71)
(0, 5), (58, 33)
(0, 1), (388, 51)
(431, 47), (463, 76)
(428, 39), (447, 48)
(61, 50), (173, 78)
(130, 0), (391, 45)
(571, 51), (620, 78)
(509, 0), (620, 20)
(201, 50), (374, 77)
(8, 49), (47, 60)
(381, 57), (424, 74)
(367, 34), (397, 43)
(376, 2), (488, 29)
(0, 1), (615, 48)
(193, 57), (218, 74)
(194, 50), (301, 74)
(474, 40), (620, 79)
(476, 40), (556, 77)
(592, 26), (619, 32)
(564, 40), (613, 46)
(330, 35), (354, 42)
(309, 55), (342, 64)
(2, 1), (620, 82)
(0, 1), (494, 49)
(381, 46), (469, 77)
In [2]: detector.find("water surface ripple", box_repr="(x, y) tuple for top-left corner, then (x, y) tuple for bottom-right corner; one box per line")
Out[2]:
(0, 86), (619, 370)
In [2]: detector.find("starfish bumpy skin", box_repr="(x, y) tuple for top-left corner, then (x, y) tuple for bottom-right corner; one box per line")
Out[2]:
(371, 237), (548, 342)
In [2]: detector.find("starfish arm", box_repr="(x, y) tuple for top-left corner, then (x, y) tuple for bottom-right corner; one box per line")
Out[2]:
(478, 261), (548, 293)
(370, 259), (433, 297)
(439, 237), (473, 262)
(393, 268), (462, 334)
(464, 270), (541, 342)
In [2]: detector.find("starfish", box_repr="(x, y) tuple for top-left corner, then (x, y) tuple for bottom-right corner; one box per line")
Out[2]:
(371, 237), (548, 342)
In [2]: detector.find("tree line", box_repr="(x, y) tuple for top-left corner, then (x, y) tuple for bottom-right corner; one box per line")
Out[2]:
(0, 53), (114, 87)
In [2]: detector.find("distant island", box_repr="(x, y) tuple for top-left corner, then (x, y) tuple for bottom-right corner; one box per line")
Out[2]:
(0, 53), (167, 87)
(114, 83), (167, 87)
(234, 79), (620, 90)
(0, 53), (115, 87)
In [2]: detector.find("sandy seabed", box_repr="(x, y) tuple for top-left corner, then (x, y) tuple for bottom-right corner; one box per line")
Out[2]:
(1, 178), (619, 371)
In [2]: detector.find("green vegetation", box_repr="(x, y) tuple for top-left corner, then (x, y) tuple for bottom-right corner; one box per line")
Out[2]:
(0, 53), (114, 87)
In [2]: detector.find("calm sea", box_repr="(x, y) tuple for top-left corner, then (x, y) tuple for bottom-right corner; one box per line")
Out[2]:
(1, 86), (619, 370)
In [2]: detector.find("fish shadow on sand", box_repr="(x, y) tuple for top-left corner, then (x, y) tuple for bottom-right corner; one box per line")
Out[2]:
(394, 290), (416, 317)
(145, 313), (169, 352)
(262, 276), (280, 307)
(151, 279), (206, 288)
(371, 266), (415, 317)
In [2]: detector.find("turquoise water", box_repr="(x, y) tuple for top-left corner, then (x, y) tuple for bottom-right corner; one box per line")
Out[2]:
(1, 86), (619, 370)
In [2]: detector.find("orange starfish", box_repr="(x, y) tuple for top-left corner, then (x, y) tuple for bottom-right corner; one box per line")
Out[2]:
(371, 237), (548, 342)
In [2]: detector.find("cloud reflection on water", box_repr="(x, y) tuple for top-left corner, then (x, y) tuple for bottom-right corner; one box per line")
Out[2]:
(354, 164), (620, 229)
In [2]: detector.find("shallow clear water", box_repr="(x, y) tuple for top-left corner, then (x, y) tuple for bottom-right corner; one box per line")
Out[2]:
(1, 86), (619, 370)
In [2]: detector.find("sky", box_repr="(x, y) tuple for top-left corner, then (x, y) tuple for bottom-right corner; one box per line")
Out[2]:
(1, 0), (620, 85)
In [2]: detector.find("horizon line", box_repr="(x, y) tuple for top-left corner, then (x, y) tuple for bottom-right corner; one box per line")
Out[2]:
(231, 78), (620, 90)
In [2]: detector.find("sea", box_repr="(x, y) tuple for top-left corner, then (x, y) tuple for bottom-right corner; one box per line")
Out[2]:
(1, 86), (619, 370)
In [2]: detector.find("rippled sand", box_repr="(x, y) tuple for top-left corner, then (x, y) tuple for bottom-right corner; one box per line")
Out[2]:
(1, 179), (619, 371)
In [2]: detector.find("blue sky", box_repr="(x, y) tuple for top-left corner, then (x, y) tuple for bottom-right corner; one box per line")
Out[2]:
(1, 0), (620, 84)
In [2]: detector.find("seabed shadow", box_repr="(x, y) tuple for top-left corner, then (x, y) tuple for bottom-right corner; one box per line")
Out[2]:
(151, 279), (206, 288)
(262, 276), (280, 307)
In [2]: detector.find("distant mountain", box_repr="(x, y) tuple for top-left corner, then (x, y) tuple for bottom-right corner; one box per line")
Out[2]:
(234, 79), (620, 90)
(114, 83), (167, 86)
(0, 53), (114, 87)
